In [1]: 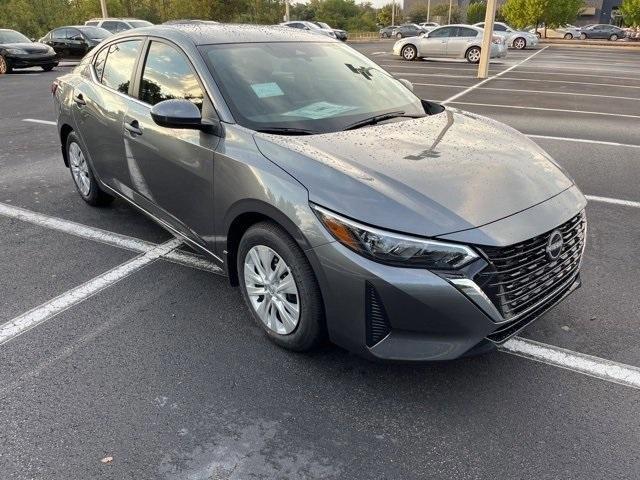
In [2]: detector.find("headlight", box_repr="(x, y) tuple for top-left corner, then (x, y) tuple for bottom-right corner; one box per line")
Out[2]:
(312, 205), (479, 270)
(6, 48), (28, 54)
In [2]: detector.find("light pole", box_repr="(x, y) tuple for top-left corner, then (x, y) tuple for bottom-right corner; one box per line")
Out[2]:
(427, 0), (431, 23)
(448, 0), (452, 24)
(391, 0), (395, 26)
(99, 0), (108, 18)
(477, 0), (498, 79)
(285, 0), (290, 22)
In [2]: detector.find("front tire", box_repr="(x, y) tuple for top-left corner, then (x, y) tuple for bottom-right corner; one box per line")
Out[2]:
(513, 37), (526, 49)
(66, 131), (114, 206)
(564, 33), (573, 39)
(609, 34), (618, 41)
(238, 222), (324, 352)
(396, 32), (402, 39)
(0, 55), (11, 74)
(466, 46), (481, 63)
(580, 33), (587, 40)
(401, 44), (417, 61)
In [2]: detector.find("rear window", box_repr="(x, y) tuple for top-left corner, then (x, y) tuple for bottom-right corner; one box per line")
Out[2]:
(128, 20), (153, 28)
(100, 40), (142, 94)
(85, 21), (99, 26)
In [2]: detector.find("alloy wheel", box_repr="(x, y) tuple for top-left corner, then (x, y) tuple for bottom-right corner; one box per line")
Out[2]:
(244, 245), (300, 335)
(69, 141), (91, 196)
(610, 34), (618, 41)
(514, 38), (526, 49)
(467, 47), (481, 63)
(0, 56), (7, 75)
(564, 33), (573, 39)
(402, 45), (416, 60)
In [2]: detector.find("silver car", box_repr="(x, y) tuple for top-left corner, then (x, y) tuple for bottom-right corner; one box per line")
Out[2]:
(393, 24), (507, 63)
(474, 22), (539, 49)
(279, 20), (336, 39)
(53, 25), (586, 361)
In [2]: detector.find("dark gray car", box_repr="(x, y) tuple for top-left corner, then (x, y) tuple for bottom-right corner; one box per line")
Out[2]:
(53, 25), (587, 361)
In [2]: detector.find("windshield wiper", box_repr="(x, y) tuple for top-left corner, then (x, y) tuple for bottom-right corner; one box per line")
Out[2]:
(343, 111), (425, 131)
(255, 127), (317, 136)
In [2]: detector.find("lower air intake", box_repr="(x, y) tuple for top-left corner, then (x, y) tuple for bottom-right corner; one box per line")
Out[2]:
(365, 282), (391, 347)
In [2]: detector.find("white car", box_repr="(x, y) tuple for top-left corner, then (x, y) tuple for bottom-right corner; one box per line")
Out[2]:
(279, 21), (336, 39)
(474, 21), (538, 49)
(418, 22), (440, 32)
(84, 18), (153, 33)
(529, 24), (581, 39)
(393, 24), (507, 63)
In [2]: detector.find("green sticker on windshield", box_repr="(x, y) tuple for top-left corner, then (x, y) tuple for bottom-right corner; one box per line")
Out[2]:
(251, 82), (284, 98)
(283, 102), (357, 120)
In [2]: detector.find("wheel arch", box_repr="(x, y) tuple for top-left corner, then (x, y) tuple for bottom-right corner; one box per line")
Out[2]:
(223, 199), (315, 287)
(59, 123), (74, 167)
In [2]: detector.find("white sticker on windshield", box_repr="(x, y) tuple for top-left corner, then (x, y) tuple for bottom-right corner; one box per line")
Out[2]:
(283, 102), (357, 120)
(251, 82), (284, 98)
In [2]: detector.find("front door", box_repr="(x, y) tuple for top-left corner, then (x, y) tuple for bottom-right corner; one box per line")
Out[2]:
(420, 26), (455, 56)
(122, 40), (220, 246)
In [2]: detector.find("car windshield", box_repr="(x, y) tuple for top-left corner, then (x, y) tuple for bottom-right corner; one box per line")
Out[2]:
(201, 42), (424, 133)
(128, 20), (153, 28)
(315, 22), (331, 29)
(0, 30), (31, 43)
(78, 26), (111, 39)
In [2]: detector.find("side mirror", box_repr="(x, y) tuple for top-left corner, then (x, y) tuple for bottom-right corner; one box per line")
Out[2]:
(150, 99), (219, 134)
(398, 78), (414, 91)
(421, 32), (428, 37)
(31, 37), (36, 42)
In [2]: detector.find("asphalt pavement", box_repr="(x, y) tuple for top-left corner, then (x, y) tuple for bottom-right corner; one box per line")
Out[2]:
(0, 44), (639, 479)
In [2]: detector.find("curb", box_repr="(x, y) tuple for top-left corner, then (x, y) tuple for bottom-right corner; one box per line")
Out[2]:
(541, 39), (640, 50)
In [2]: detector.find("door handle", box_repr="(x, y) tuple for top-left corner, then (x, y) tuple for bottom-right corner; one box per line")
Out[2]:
(73, 93), (86, 106)
(124, 120), (143, 136)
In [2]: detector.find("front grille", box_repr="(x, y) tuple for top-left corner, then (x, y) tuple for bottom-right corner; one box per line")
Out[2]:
(475, 211), (586, 323)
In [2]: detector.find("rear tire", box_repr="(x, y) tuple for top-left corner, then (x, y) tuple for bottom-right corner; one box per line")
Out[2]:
(580, 33), (587, 40)
(401, 44), (418, 61)
(66, 131), (114, 206)
(564, 33), (573, 39)
(238, 222), (324, 352)
(609, 34), (618, 41)
(466, 46), (481, 64)
(41, 65), (55, 72)
(396, 32), (402, 39)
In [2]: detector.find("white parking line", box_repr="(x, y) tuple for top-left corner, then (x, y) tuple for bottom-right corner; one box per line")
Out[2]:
(448, 102), (640, 120)
(505, 69), (640, 81)
(500, 337), (640, 390)
(0, 238), (182, 346)
(442, 46), (550, 105)
(497, 77), (640, 90)
(528, 134), (640, 149)
(585, 195), (640, 209)
(0, 201), (221, 273)
(23, 118), (56, 126)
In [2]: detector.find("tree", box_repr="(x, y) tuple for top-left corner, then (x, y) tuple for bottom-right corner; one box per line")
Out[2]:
(502, 0), (584, 29)
(620, 0), (640, 26)
(466, 1), (486, 24)
(377, 2), (403, 26)
(430, 4), (461, 23)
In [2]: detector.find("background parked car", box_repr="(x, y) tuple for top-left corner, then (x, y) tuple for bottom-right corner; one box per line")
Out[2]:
(379, 25), (398, 38)
(0, 28), (58, 74)
(392, 24), (425, 39)
(84, 18), (153, 33)
(474, 21), (538, 49)
(279, 20), (336, 38)
(529, 24), (581, 39)
(393, 24), (507, 63)
(418, 22), (440, 32)
(163, 19), (219, 25)
(579, 24), (626, 40)
(40, 26), (111, 58)
(314, 21), (347, 41)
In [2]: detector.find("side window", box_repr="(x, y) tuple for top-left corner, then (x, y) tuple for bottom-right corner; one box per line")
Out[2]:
(52, 28), (68, 39)
(139, 41), (204, 110)
(115, 22), (130, 32)
(101, 21), (119, 33)
(430, 27), (454, 38)
(101, 40), (142, 94)
(94, 46), (108, 80)
(458, 27), (478, 37)
(86, 21), (99, 27)
(68, 28), (82, 40)
(494, 24), (508, 31)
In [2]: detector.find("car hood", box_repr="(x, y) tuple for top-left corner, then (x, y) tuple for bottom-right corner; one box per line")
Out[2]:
(253, 109), (573, 238)
(1, 42), (51, 53)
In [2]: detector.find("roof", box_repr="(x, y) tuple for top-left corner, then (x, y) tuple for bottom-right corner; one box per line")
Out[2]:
(118, 23), (339, 45)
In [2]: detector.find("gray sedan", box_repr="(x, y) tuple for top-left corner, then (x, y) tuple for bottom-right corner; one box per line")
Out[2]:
(53, 24), (585, 361)
(393, 24), (507, 62)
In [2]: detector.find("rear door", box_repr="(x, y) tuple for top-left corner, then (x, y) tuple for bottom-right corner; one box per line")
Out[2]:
(71, 39), (144, 189)
(122, 39), (220, 244)
(446, 27), (479, 57)
(50, 28), (69, 55)
(66, 28), (88, 57)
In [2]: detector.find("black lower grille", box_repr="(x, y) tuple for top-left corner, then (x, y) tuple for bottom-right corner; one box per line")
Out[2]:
(476, 211), (586, 325)
(365, 282), (391, 347)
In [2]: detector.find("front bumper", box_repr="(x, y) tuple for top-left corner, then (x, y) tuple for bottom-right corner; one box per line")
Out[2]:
(7, 53), (58, 69)
(307, 186), (586, 362)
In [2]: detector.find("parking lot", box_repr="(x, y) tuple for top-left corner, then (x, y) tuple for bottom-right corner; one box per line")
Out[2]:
(1, 43), (640, 479)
